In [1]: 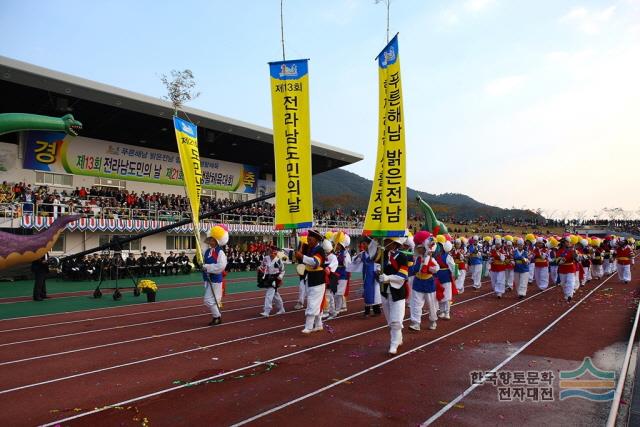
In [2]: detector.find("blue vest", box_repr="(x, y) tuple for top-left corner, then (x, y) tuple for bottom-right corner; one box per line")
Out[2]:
(203, 247), (224, 283)
(336, 249), (348, 280)
(513, 248), (530, 273)
(434, 250), (452, 284)
(468, 244), (483, 265)
(409, 256), (436, 293)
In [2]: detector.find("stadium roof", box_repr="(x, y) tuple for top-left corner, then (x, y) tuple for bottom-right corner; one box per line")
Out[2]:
(0, 56), (363, 177)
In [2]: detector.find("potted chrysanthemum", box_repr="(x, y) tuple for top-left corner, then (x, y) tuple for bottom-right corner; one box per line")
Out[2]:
(137, 279), (158, 302)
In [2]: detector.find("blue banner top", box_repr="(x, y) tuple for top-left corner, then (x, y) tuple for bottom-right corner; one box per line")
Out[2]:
(173, 116), (197, 138)
(377, 34), (399, 69)
(269, 59), (309, 80)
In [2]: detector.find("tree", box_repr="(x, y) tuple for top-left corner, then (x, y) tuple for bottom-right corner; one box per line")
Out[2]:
(159, 69), (201, 114)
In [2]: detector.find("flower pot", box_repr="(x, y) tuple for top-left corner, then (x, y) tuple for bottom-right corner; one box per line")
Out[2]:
(146, 291), (156, 302)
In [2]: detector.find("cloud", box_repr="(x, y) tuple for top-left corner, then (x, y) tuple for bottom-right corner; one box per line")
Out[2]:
(560, 5), (616, 34)
(439, 9), (460, 26)
(484, 75), (526, 96)
(464, 0), (496, 12)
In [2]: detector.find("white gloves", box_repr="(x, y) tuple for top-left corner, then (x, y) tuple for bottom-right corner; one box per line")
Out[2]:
(204, 264), (215, 273)
(500, 255), (505, 262)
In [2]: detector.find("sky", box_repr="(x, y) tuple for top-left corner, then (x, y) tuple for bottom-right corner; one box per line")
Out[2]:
(1, 0), (639, 218)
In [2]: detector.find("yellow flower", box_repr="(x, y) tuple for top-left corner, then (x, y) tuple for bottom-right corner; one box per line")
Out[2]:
(137, 280), (158, 292)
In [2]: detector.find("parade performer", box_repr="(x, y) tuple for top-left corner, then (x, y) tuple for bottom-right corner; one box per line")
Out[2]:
(351, 237), (383, 317)
(557, 237), (576, 302)
(525, 234), (536, 283)
(295, 229), (326, 334)
(452, 238), (467, 294)
(513, 238), (530, 298)
(615, 238), (634, 284)
(591, 238), (604, 280)
(434, 236), (457, 319)
(579, 238), (592, 286)
(334, 232), (352, 314)
(408, 231), (439, 331)
(203, 225), (229, 326)
(602, 236), (614, 275)
(378, 235), (410, 354)
(322, 238), (339, 320)
(504, 236), (515, 291)
(259, 246), (285, 317)
(490, 236), (507, 298)
(467, 236), (483, 289)
(533, 237), (550, 290)
(482, 236), (492, 278)
(571, 235), (582, 290)
(293, 233), (308, 310)
(549, 237), (560, 285)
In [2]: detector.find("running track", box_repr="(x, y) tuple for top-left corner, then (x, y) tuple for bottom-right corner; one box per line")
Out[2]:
(0, 267), (637, 426)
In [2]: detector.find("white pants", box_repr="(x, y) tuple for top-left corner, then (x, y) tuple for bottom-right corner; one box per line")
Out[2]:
(469, 264), (482, 288)
(574, 271), (580, 291)
(455, 270), (466, 293)
(583, 266), (592, 284)
(505, 269), (514, 290)
(491, 271), (506, 296)
(305, 285), (326, 330)
(335, 279), (347, 313)
(482, 261), (490, 278)
(591, 264), (603, 279)
(528, 265), (535, 282)
(297, 278), (307, 305)
(559, 273), (575, 299)
(410, 290), (438, 325)
(438, 281), (453, 315)
(534, 266), (549, 290)
(515, 272), (529, 296)
(324, 289), (336, 316)
(263, 287), (284, 315)
(204, 281), (223, 318)
(550, 266), (558, 285)
(382, 292), (405, 349)
(617, 264), (631, 282)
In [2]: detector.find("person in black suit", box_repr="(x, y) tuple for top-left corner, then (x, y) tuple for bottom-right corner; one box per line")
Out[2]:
(31, 254), (50, 301)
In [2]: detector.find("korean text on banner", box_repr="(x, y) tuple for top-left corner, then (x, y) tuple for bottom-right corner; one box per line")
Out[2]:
(364, 34), (407, 238)
(173, 116), (203, 264)
(269, 59), (313, 230)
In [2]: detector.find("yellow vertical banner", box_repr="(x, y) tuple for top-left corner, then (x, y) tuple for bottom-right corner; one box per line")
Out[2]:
(269, 59), (314, 229)
(364, 34), (407, 237)
(173, 116), (204, 264)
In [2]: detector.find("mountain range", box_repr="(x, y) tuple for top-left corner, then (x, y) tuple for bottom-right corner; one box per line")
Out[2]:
(312, 168), (543, 221)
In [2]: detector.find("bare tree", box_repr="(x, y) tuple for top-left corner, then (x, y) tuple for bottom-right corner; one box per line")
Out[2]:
(160, 69), (201, 114)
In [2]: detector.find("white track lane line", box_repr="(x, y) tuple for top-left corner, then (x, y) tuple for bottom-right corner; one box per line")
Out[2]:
(0, 277), (314, 322)
(422, 272), (619, 426)
(229, 285), (559, 426)
(0, 285), (363, 345)
(0, 275), (260, 305)
(0, 280), (480, 340)
(0, 290), (363, 368)
(0, 276), (486, 323)
(38, 290), (495, 426)
(0, 288), (305, 334)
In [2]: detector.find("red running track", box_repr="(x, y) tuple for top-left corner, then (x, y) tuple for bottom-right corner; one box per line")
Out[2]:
(3, 271), (635, 426)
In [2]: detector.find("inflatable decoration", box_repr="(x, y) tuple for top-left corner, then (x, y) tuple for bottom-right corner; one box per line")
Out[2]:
(0, 113), (82, 136)
(0, 215), (80, 270)
(416, 196), (448, 236)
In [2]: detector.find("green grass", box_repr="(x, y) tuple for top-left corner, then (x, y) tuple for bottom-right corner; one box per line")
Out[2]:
(0, 266), (361, 320)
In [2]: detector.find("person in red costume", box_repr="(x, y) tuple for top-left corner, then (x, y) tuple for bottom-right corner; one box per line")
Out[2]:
(615, 238), (635, 284)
